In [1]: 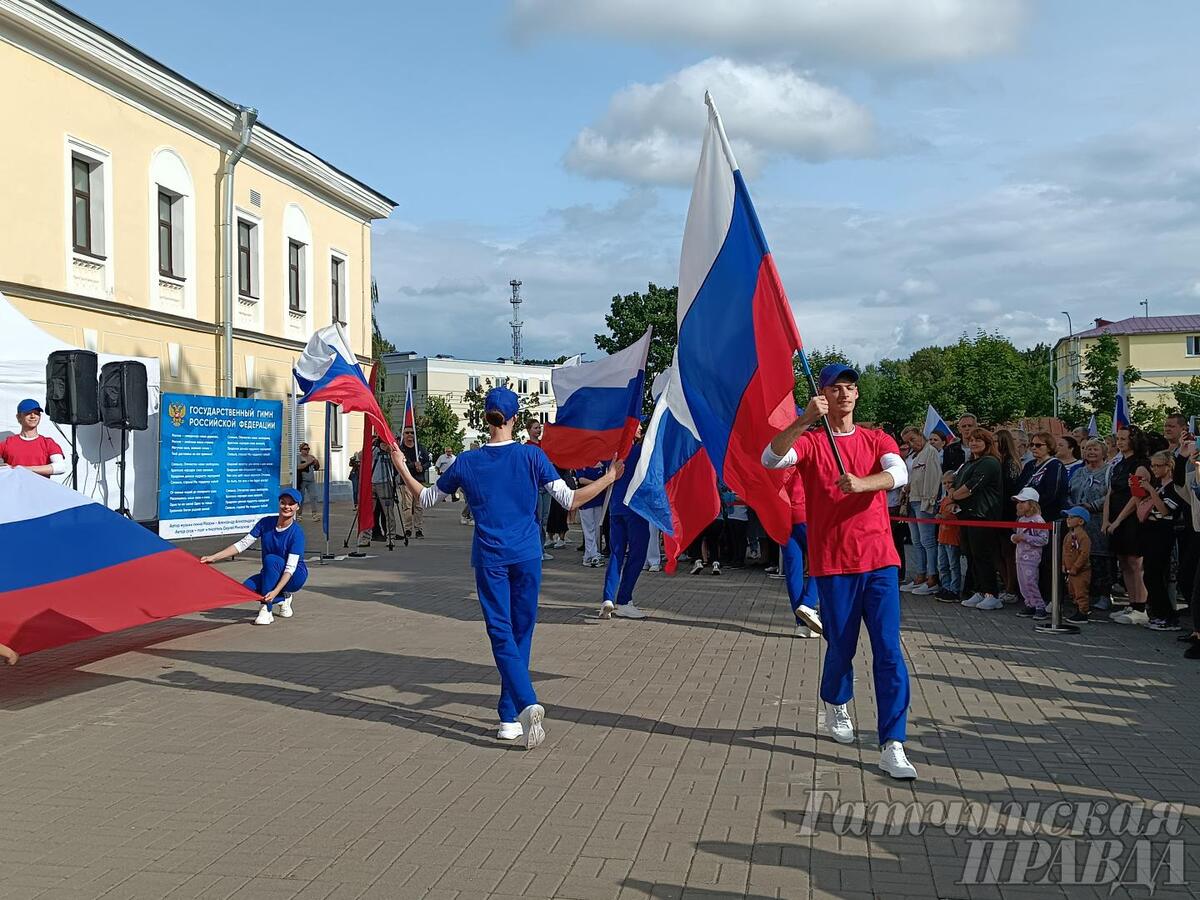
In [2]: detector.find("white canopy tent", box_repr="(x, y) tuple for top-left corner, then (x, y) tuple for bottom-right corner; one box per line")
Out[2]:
(0, 291), (161, 520)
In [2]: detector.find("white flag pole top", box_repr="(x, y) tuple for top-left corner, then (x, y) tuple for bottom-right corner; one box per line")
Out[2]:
(703, 91), (740, 173)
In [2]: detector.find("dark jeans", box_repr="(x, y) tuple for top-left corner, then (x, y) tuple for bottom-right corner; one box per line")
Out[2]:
(1178, 529), (1199, 601)
(962, 524), (1002, 596)
(888, 505), (907, 580)
(1143, 525), (1177, 624)
(724, 519), (748, 565)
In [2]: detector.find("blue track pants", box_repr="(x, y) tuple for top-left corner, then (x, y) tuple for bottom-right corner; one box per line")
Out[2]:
(244, 557), (307, 610)
(603, 514), (649, 606)
(782, 523), (820, 615)
(474, 558), (541, 723)
(816, 566), (909, 745)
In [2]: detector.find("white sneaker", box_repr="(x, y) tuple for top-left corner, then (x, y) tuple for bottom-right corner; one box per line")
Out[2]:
(976, 594), (1004, 611)
(796, 606), (823, 635)
(1127, 608), (1150, 626)
(588, 558), (602, 568)
(615, 604), (647, 620)
(253, 606), (274, 626)
(647, 564), (661, 572)
(690, 560), (704, 575)
(276, 596), (293, 618)
(795, 623), (819, 639)
(497, 721), (523, 741)
(553, 539), (566, 549)
(999, 592), (1019, 605)
(961, 593), (984, 608)
(879, 740), (917, 780)
(542, 552), (555, 561)
(711, 562), (722, 575)
(517, 704), (545, 750)
(899, 580), (920, 592)
(544, 539), (555, 549)
(912, 583), (938, 596)
(599, 600), (615, 619)
(825, 702), (855, 744)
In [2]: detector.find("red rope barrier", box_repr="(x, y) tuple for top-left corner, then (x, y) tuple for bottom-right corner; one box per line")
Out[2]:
(890, 515), (1054, 531)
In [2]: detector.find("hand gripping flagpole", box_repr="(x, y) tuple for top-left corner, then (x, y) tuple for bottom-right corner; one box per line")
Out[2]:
(704, 92), (846, 479)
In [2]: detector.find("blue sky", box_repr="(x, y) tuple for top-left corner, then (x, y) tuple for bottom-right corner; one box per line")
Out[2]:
(68, 1), (1200, 362)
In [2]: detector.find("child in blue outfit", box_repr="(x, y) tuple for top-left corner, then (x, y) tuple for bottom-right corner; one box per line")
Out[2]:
(390, 387), (621, 750)
(201, 487), (308, 626)
(600, 432), (650, 620)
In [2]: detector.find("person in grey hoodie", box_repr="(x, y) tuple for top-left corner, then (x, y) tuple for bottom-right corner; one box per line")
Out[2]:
(900, 427), (944, 595)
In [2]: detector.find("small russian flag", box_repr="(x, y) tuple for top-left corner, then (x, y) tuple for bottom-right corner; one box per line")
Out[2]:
(922, 404), (956, 443)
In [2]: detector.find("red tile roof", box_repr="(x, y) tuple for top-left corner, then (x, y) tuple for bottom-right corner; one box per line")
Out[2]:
(1073, 315), (1200, 339)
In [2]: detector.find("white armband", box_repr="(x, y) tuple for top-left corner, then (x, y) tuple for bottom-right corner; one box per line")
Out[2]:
(283, 553), (300, 576)
(882, 453), (907, 489)
(545, 479), (575, 509)
(761, 444), (798, 469)
(233, 534), (256, 553)
(49, 453), (69, 476)
(420, 485), (449, 509)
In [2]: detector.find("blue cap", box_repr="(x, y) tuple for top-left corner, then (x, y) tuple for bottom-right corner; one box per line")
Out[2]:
(1062, 506), (1090, 524)
(484, 386), (519, 421)
(17, 398), (42, 415)
(818, 364), (859, 390)
(279, 487), (303, 506)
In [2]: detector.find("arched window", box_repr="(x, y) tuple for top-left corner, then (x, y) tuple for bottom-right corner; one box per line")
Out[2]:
(149, 148), (195, 316)
(283, 203), (312, 337)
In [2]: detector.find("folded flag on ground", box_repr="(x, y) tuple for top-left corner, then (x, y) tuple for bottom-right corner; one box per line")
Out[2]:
(540, 327), (651, 469)
(0, 467), (258, 655)
(294, 323), (396, 446)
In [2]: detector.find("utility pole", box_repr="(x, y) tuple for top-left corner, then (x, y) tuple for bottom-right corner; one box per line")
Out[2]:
(509, 279), (523, 363)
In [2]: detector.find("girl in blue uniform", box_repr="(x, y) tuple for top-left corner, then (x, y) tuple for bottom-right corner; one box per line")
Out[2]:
(201, 487), (308, 626)
(599, 431), (650, 620)
(390, 387), (621, 749)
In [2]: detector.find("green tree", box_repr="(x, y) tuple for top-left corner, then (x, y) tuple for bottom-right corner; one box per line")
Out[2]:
(416, 396), (464, 455)
(462, 376), (540, 433)
(594, 283), (678, 410)
(522, 355), (570, 366)
(945, 331), (1030, 424)
(1056, 400), (1091, 430)
(1018, 343), (1055, 417)
(1170, 376), (1200, 421)
(1073, 334), (1142, 431)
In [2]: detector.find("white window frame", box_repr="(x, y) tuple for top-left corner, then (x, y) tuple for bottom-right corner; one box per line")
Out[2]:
(467, 375), (480, 391)
(64, 136), (114, 298)
(539, 379), (549, 395)
(329, 249), (349, 328)
(282, 203), (313, 337)
(517, 378), (529, 394)
(1187, 335), (1200, 357)
(233, 207), (264, 331)
(148, 147), (196, 317)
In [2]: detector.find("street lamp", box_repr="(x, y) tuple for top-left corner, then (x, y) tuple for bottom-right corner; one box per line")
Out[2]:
(1061, 311), (1072, 336)
(1139, 299), (1149, 318)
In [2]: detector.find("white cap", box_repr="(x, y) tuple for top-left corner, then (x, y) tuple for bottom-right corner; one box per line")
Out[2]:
(1012, 486), (1040, 503)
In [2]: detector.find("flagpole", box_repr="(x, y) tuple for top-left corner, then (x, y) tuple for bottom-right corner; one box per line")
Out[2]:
(795, 349), (847, 477)
(290, 373), (298, 489)
(321, 400), (333, 561)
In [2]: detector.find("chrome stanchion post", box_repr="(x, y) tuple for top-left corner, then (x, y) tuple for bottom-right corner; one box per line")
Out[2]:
(1036, 519), (1079, 635)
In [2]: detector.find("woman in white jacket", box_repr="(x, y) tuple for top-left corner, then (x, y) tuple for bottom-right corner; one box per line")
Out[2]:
(901, 427), (945, 595)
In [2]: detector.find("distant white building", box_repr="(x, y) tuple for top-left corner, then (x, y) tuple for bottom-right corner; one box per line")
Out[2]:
(380, 351), (557, 446)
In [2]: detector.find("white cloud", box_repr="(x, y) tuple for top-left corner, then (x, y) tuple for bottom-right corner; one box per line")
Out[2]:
(565, 57), (875, 185)
(512, 0), (1027, 65)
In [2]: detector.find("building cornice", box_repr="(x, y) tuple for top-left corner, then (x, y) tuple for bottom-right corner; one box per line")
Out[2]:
(2, 280), (372, 364)
(0, 0), (396, 221)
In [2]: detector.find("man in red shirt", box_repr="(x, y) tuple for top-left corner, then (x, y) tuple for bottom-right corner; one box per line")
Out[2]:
(762, 365), (917, 780)
(1, 399), (67, 478)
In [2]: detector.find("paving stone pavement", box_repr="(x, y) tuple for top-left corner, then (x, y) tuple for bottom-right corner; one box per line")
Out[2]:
(2, 503), (1198, 900)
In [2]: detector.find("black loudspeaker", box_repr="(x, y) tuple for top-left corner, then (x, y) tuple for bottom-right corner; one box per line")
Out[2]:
(46, 350), (100, 425)
(99, 361), (149, 431)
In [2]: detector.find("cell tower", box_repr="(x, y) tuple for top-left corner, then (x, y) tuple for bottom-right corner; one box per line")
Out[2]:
(509, 279), (523, 363)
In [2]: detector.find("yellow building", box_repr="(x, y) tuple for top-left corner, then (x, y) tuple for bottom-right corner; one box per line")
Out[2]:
(382, 352), (557, 447)
(1054, 315), (1200, 408)
(0, 0), (395, 485)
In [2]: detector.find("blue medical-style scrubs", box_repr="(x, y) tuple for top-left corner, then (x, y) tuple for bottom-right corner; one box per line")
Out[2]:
(437, 442), (559, 723)
(243, 516), (308, 609)
(603, 444), (648, 606)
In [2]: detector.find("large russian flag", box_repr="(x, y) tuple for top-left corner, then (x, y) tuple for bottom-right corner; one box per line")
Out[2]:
(294, 324), (396, 446)
(540, 327), (651, 469)
(626, 363), (720, 573)
(631, 93), (802, 553)
(0, 468), (259, 655)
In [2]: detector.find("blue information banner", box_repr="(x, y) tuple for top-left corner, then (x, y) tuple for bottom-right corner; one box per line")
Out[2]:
(158, 393), (283, 540)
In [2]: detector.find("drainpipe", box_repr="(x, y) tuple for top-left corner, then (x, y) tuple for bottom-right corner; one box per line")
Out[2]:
(220, 106), (258, 396)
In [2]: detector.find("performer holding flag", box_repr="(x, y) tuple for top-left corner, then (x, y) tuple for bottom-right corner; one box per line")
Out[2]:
(763, 364), (918, 781)
(389, 387), (623, 749)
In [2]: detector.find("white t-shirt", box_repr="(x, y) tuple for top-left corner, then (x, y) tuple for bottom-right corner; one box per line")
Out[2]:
(435, 452), (456, 474)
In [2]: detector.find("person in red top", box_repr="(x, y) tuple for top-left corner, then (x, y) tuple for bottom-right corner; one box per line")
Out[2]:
(1, 399), (67, 478)
(762, 364), (917, 780)
(781, 467), (820, 638)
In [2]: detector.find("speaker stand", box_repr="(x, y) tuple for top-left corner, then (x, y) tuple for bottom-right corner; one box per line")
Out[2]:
(115, 427), (131, 519)
(70, 423), (79, 491)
